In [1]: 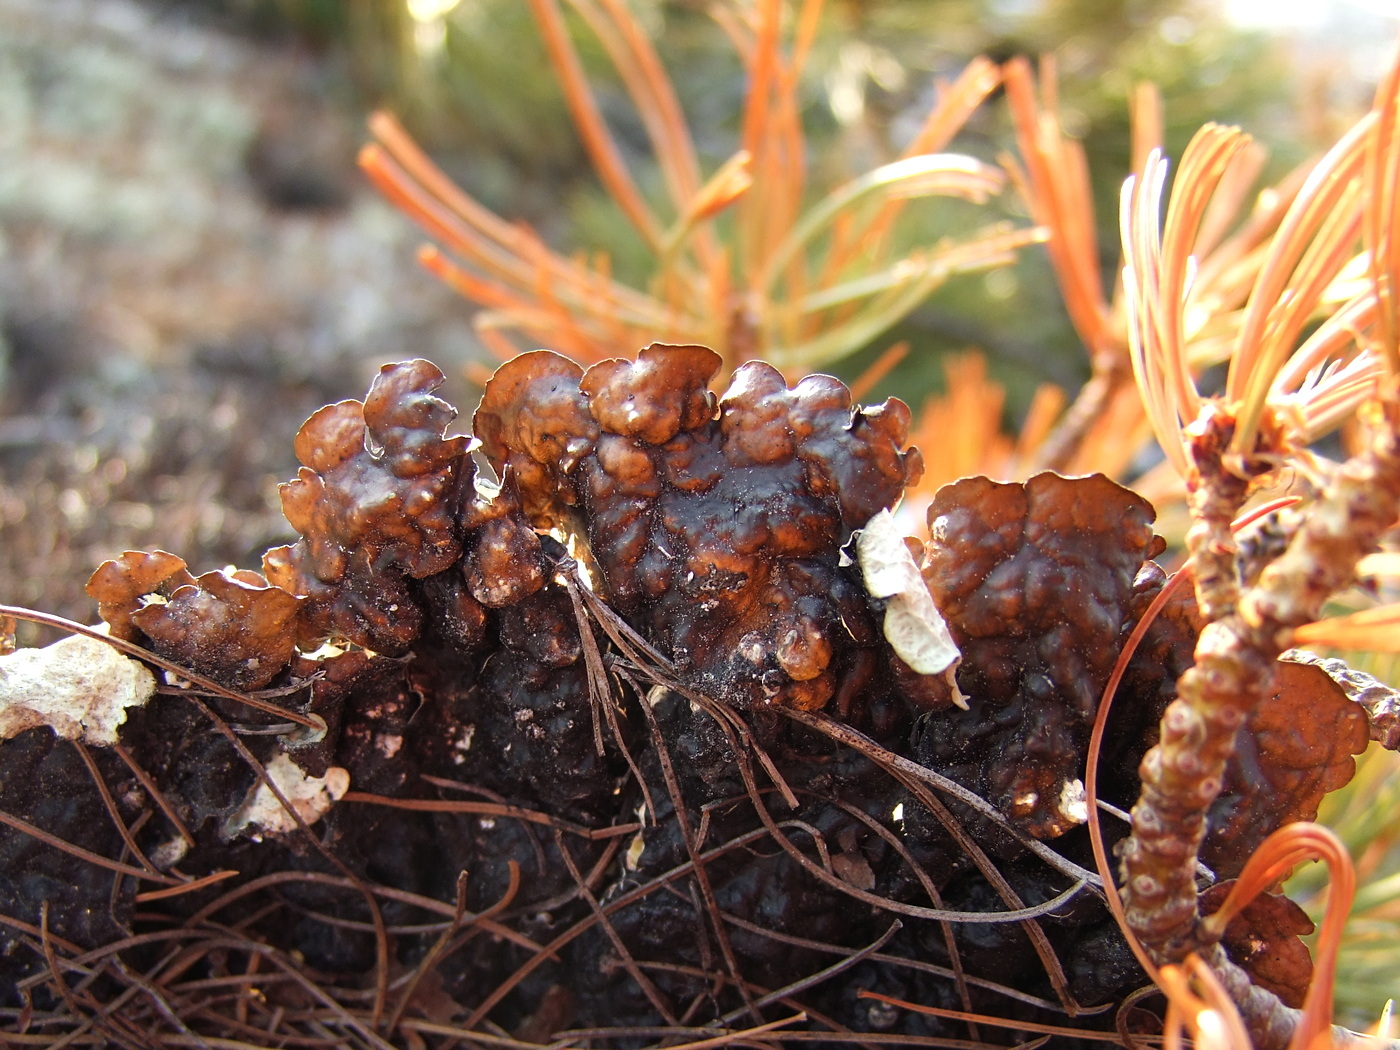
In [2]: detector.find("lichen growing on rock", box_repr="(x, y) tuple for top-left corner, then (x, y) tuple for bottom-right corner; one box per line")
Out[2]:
(0, 346), (1380, 1048)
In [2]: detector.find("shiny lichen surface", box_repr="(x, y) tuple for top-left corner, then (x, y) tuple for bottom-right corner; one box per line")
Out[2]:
(0, 346), (1374, 1040)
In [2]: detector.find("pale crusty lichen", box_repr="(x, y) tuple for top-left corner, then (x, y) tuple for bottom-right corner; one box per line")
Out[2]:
(0, 634), (154, 745)
(223, 752), (351, 839)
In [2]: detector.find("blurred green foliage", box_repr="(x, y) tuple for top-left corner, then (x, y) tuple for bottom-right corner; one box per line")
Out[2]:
(253, 0), (1301, 414)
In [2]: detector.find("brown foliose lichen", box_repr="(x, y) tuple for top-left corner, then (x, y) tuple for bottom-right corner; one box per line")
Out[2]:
(1200, 883), (1316, 1008)
(476, 342), (921, 711)
(261, 359), (477, 654)
(86, 548), (195, 642)
(87, 551), (301, 689)
(1, 347), (1378, 1045)
(1202, 658), (1368, 878)
(915, 472), (1159, 838)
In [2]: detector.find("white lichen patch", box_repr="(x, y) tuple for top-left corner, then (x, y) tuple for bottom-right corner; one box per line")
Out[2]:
(1057, 778), (1088, 827)
(451, 723), (476, 765)
(223, 753), (350, 839)
(150, 836), (190, 871)
(0, 634), (155, 745)
(857, 509), (968, 708)
(374, 732), (404, 759)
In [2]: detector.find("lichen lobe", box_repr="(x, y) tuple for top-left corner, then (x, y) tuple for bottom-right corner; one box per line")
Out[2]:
(476, 342), (922, 712)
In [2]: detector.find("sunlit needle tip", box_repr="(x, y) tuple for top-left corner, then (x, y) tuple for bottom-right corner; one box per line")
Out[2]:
(1374, 999), (1395, 1041)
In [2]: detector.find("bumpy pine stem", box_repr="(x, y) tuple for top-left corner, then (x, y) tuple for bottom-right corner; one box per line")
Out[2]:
(1206, 943), (1392, 1050)
(1120, 405), (1261, 958)
(1181, 406), (1256, 625)
(1242, 401), (1400, 643)
(1122, 398), (1400, 982)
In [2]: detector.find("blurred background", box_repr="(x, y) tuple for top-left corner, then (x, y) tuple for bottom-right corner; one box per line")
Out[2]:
(0, 0), (1396, 634)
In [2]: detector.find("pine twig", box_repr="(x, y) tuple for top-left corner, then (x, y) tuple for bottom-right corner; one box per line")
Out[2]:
(1120, 396), (1400, 1049)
